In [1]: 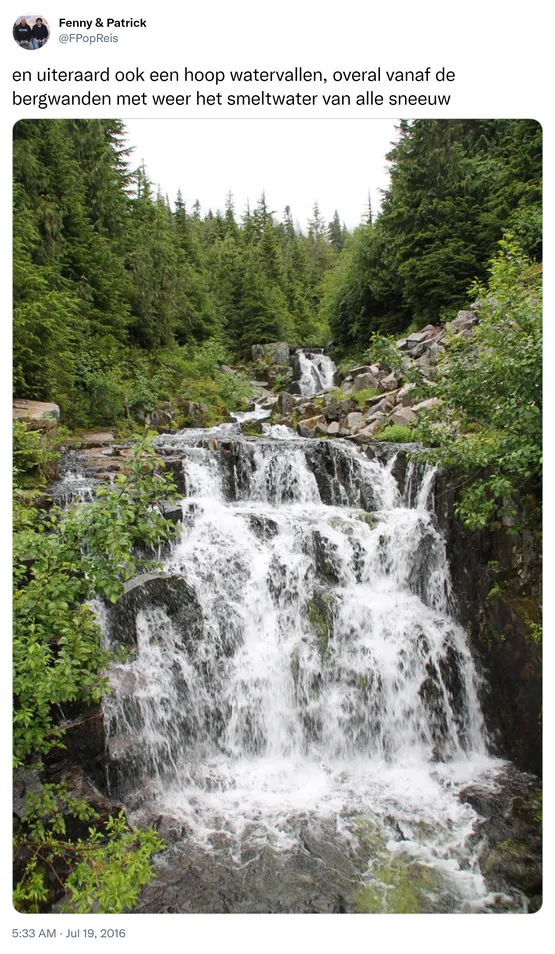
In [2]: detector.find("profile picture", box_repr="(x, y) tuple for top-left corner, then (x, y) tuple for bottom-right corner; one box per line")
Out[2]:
(13, 14), (50, 49)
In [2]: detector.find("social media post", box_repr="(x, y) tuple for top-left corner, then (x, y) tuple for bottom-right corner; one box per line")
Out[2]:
(3, 3), (549, 953)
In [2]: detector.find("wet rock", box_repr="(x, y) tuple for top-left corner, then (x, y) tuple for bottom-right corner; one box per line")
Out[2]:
(460, 764), (541, 907)
(160, 458), (186, 495)
(245, 514), (279, 540)
(157, 499), (183, 524)
(110, 572), (203, 649)
(433, 470), (541, 775)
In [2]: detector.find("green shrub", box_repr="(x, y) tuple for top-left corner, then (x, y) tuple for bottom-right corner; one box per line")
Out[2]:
(13, 421), (59, 488)
(14, 787), (164, 913)
(375, 423), (414, 442)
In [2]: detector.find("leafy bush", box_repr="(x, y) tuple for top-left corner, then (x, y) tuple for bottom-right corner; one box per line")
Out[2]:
(13, 439), (177, 912)
(13, 421), (59, 488)
(14, 787), (163, 913)
(416, 239), (541, 530)
(13, 439), (179, 767)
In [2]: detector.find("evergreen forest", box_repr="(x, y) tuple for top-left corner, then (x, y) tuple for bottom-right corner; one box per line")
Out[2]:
(13, 118), (542, 916)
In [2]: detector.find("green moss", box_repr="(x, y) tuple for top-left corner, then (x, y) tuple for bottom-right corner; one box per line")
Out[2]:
(355, 857), (437, 914)
(353, 818), (387, 856)
(306, 593), (336, 660)
(485, 838), (530, 869)
(242, 419), (264, 436)
(357, 512), (377, 529)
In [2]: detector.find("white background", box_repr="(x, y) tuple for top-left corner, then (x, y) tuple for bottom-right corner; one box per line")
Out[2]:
(2, 1), (551, 950)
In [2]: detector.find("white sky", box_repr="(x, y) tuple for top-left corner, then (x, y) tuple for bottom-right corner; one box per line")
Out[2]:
(123, 119), (400, 231)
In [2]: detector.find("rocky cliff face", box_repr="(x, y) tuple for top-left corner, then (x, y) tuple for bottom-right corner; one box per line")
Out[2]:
(433, 470), (541, 776)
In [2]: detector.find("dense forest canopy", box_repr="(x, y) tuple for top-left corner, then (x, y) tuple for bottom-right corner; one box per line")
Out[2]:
(13, 118), (541, 426)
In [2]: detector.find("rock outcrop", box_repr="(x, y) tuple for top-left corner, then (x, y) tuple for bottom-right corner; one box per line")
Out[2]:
(110, 572), (203, 649)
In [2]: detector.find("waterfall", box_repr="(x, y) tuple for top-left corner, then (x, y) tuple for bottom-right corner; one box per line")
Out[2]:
(296, 349), (336, 396)
(102, 432), (518, 913)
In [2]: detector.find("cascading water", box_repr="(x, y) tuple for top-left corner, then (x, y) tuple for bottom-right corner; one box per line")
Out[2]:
(296, 349), (336, 396)
(102, 430), (522, 914)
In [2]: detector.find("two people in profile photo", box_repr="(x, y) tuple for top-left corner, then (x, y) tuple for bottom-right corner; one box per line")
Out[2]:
(13, 15), (49, 49)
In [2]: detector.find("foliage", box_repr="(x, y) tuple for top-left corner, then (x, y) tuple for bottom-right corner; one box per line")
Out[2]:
(322, 120), (541, 349)
(352, 388), (379, 407)
(415, 240), (541, 530)
(13, 439), (179, 767)
(14, 785), (163, 913)
(14, 121), (342, 425)
(375, 423), (414, 443)
(13, 421), (59, 487)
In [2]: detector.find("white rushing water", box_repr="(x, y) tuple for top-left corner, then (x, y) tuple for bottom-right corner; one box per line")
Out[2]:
(297, 350), (336, 396)
(103, 433), (516, 913)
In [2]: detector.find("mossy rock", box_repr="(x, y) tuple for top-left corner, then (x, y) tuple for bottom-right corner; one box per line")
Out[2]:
(242, 419), (265, 436)
(306, 593), (335, 659)
(354, 856), (438, 913)
(357, 511), (377, 530)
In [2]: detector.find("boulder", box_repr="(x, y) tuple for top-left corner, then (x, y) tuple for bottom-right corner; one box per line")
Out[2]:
(406, 341), (428, 358)
(365, 397), (393, 417)
(327, 421), (339, 436)
(353, 371), (379, 392)
(406, 331), (428, 344)
(347, 365), (373, 378)
(76, 432), (116, 447)
(13, 399), (60, 430)
(277, 391), (295, 415)
(250, 342), (290, 366)
(355, 419), (386, 441)
(446, 311), (479, 334)
(396, 383), (417, 407)
(110, 572), (203, 648)
(297, 416), (324, 438)
(257, 394), (278, 410)
(343, 411), (366, 433)
(396, 338), (409, 350)
(379, 372), (402, 393)
(315, 421), (329, 436)
(367, 389), (398, 406)
(157, 500), (184, 524)
(389, 406), (417, 425)
(413, 398), (443, 413)
(323, 399), (356, 422)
